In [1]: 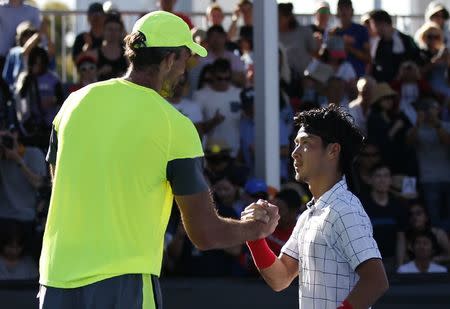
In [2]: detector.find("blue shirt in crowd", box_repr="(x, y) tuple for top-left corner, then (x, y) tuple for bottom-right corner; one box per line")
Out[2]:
(336, 22), (369, 77)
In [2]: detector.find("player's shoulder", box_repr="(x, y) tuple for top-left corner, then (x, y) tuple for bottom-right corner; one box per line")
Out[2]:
(330, 189), (366, 217)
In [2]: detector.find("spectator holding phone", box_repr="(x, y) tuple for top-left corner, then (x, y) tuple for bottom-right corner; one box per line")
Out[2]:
(72, 2), (105, 62)
(0, 126), (46, 241)
(406, 97), (450, 225)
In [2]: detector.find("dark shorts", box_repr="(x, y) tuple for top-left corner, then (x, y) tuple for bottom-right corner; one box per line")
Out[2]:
(38, 274), (162, 309)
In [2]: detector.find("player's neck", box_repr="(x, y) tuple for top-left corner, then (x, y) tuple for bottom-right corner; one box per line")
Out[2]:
(308, 173), (342, 201)
(414, 259), (431, 272)
(371, 190), (389, 206)
(124, 69), (162, 92)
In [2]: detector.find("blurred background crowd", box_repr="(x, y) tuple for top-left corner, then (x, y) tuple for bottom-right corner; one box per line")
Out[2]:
(1, 0), (450, 282)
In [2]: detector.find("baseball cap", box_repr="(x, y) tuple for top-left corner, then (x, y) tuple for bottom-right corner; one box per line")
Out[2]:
(16, 21), (36, 36)
(132, 11), (207, 57)
(244, 178), (268, 195)
(87, 2), (104, 15)
(315, 1), (330, 14)
(76, 54), (97, 67)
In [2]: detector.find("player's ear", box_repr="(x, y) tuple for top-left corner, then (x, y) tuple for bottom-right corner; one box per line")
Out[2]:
(159, 52), (175, 74)
(327, 143), (341, 160)
(165, 52), (176, 71)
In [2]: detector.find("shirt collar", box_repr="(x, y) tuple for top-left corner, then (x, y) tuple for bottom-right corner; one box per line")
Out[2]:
(306, 177), (348, 211)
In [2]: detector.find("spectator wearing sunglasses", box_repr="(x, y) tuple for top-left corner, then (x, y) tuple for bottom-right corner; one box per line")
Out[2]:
(424, 2), (450, 48)
(68, 54), (98, 93)
(194, 59), (242, 158)
(416, 21), (450, 101)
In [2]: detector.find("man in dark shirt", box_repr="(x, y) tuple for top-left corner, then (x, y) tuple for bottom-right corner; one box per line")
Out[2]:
(71, 2), (105, 61)
(363, 163), (408, 273)
(369, 10), (421, 83)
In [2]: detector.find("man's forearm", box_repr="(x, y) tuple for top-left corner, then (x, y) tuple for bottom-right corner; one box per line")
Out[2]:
(203, 216), (266, 249)
(345, 277), (386, 309)
(259, 257), (298, 292)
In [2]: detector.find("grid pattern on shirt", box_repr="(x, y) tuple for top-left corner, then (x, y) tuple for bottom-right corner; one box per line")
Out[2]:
(281, 179), (381, 309)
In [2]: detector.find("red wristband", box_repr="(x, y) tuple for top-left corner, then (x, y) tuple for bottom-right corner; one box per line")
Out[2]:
(337, 300), (353, 309)
(246, 239), (277, 269)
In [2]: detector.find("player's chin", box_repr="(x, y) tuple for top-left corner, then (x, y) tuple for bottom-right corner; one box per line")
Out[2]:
(294, 172), (305, 182)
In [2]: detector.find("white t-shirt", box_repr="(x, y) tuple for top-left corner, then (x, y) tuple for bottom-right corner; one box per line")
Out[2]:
(171, 98), (203, 124)
(397, 261), (447, 274)
(194, 86), (242, 157)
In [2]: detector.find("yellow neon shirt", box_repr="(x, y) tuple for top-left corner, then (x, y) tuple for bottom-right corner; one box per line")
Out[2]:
(39, 79), (203, 288)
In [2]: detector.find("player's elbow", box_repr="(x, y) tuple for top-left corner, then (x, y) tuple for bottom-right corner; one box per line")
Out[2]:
(380, 276), (389, 294)
(266, 278), (291, 292)
(269, 281), (290, 292)
(191, 234), (216, 251)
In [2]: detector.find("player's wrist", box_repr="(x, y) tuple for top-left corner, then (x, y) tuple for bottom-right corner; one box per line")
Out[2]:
(246, 238), (276, 269)
(337, 299), (353, 309)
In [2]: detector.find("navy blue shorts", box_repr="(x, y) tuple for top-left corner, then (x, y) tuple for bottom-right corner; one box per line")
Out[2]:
(38, 274), (162, 309)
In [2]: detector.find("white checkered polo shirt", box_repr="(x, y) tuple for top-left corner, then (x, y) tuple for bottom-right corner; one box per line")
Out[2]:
(281, 178), (381, 309)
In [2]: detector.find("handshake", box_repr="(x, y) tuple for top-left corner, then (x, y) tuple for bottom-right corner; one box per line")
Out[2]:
(241, 199), (280, 240)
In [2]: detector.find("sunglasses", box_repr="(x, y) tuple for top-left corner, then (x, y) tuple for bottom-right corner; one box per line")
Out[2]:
(426, 34), (441, 40)
(215, 76), (231, 82)
(79, 64), (96, 72)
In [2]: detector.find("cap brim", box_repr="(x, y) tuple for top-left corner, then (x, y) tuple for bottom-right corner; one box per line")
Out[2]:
(187, 41), (207, 57)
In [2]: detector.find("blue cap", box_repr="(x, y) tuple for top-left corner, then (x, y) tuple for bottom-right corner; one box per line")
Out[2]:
(244, 178), (268, 195)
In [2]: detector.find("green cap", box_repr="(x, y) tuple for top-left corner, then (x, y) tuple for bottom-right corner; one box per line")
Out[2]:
(132, 11), (207, 57)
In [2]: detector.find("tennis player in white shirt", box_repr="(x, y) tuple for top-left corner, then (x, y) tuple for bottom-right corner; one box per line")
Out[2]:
(241, 105), (389, 309)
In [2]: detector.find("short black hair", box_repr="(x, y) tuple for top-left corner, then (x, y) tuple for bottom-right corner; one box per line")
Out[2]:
(276, 189), (302, 210)
(410, 230), (439, 258)
(198, 64), (214, 89)
(28, 47), (49, 71)
(337, 0), (353, 8)
(369, 9), (392, 25)
(294, 105), (365, 189)
(104, 12), (124, 27)
(211, 58), (232, 75)
(278, 2), (294, 16)
(207, 25), (226, 38)
(124, 32), (182, 71)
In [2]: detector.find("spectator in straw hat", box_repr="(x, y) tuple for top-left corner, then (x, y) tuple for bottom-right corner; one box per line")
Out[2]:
(368, 83), (417, 174)
(425, 2), (450, 48)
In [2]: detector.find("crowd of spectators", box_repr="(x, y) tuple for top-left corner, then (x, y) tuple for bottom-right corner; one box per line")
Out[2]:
(0, 0), (450, 281)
